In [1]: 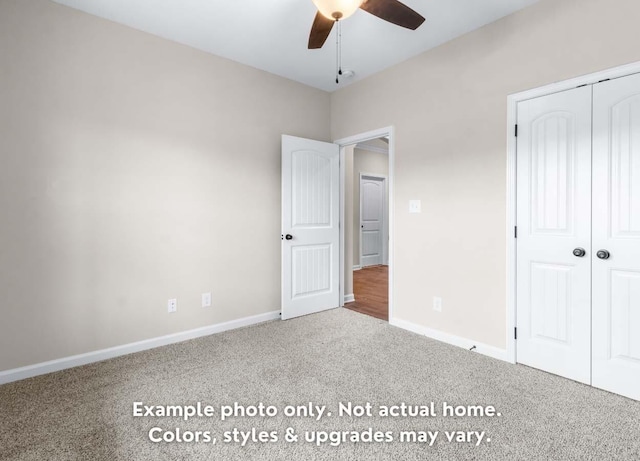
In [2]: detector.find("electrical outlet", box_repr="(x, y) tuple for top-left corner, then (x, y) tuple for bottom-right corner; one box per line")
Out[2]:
(433, 296), (442, 312)
(168, 298), (177, 313)
(202, 292), (212, 308)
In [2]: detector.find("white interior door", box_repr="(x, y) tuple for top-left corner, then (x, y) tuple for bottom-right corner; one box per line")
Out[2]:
(360, 175), (386, 267)
(592, 73), (640, 401)
(516, 86), (592, 384)
(281, 135), (340, 320)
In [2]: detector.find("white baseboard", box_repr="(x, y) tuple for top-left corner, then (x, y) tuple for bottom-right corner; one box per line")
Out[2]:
(344, 294), (355, 303)
(352, 265), (362, 271)
(389, 317), (510, 362)
(0, 310), (281, 386)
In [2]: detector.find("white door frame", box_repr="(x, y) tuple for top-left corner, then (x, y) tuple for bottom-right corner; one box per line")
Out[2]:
(359, 173), (388, 268)
(506, 61), (640, 364)
(335, 127), (395, 322)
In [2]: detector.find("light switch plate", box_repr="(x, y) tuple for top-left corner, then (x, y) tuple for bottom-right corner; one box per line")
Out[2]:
(202, 292), (212, 308)
(409, 200), (421, 213)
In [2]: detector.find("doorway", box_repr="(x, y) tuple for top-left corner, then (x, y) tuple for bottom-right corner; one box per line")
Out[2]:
(280, 127), (394, 323)
(335, 131), (393, 322)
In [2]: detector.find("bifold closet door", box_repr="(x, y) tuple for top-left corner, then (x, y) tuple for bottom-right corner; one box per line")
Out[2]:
(516, 86), (593, 384)
(592, 73), (640, 401)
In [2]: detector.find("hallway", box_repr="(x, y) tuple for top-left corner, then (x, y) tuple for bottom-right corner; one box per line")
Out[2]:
(345, 265), (388, 321)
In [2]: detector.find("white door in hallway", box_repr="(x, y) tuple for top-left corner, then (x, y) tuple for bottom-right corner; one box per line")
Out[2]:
(592, 73), (640, 401)
(281, 135), (340, 320)
(360, 175), (386, 267)
(516, 86), (593, 384)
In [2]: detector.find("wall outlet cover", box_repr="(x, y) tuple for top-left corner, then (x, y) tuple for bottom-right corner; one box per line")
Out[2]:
(168, 298), (177, 313)
(409, 200), (421, 213)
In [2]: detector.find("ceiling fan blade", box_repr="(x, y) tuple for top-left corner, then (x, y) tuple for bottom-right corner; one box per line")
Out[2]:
(308, 11), (335, 49)
(360, 0), (425, 30)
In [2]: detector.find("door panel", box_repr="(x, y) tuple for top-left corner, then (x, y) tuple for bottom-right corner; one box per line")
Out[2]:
(282, 135), (340, 320)
(292, 151), (332, 227)
(516, 86), (592, 384)
(529, 262), (572, 343)
(292, 245), (332, 298)
(530, 113), (575, 235)
(592, 73), (640, 400)
(360, 176), (385, 267)
(609, 270), (640, 361)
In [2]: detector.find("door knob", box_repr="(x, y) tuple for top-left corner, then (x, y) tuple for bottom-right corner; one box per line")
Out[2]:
(573, 248), (586, 257)
(596, 250), (610, 260)
(285, 234), (293, 240)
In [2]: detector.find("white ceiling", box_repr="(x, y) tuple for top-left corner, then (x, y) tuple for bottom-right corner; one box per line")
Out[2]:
(52, 0), (539, 92)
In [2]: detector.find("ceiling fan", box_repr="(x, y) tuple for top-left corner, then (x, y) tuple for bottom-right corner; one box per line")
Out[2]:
(308, 0), (426, 49)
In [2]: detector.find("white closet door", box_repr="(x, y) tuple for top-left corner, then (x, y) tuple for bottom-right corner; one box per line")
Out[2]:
(516, 86), (592, 384)
(592, 73), (640, 401)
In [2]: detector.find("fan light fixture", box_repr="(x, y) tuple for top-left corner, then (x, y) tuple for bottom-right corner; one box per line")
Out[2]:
(308, 0), (425, 83)
(312, 0), (363, 20)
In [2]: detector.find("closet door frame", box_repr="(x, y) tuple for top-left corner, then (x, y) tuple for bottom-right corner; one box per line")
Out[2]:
(506, 61), (640, 365)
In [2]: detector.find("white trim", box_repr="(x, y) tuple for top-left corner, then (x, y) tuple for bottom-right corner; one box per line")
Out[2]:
(505, 60), (640, 366)
(352, 265), (362, 271)
(0, 310), (280, 385)
(335, 127), (394, 146)
(390, 318), (510, 363)
(509, 62), (640, 104)
(344, 294), (355, 303)
(339, 138), (346, 308)
(359, 173), (388, 269)
(355, 142), (389, 155)
(505, 86), (518, 365)
(335, 126), (395, 323)
(360, 172), (388, 179)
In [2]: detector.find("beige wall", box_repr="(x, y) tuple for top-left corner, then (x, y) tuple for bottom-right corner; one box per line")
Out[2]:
(4, 0), (640, 372)
(0, 0), (330, 371)
(352, 146), (389, 268)
(331, 0), (640, 349)
(343, 146), (355, 297)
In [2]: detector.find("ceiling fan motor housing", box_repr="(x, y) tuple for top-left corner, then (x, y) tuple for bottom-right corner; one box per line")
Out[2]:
(312, 0), (363, 21)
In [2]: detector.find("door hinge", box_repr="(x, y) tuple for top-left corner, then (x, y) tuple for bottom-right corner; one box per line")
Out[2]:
(514, 124), (518, 137)
(514, 327), (517, 340)
(514, 226), (518, 238)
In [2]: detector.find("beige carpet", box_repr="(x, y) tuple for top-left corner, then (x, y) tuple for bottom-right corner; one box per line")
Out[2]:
(1, 308), (639, 460)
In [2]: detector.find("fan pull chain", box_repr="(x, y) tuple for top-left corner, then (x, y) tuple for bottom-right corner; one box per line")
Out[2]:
(338, 20), (343, 76)
(335, 20), (342, 84)
(335, 19), (339, 84)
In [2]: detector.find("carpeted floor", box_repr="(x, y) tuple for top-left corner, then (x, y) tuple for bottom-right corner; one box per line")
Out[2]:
(1, 308), (639, 461)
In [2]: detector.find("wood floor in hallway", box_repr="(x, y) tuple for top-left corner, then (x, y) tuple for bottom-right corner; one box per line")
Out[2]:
(345, 265), (388, 321)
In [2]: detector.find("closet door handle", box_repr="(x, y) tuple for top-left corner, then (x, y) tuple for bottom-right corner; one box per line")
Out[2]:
(573, 248), (586, 257)
(596, 250), (610, 260)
